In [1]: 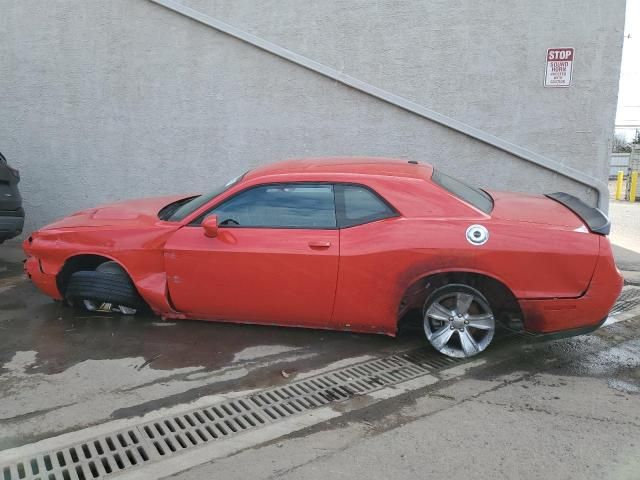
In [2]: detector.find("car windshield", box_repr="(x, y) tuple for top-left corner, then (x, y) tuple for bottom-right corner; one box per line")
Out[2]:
(163, 172), (246, 221)
(431, 169), (493, 214)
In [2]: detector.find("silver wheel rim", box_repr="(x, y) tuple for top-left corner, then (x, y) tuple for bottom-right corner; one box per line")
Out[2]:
(423, 289), (495, 358)
(83, 299), (137, 315)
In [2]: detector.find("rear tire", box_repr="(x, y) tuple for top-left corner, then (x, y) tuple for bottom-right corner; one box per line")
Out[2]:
(423, 284), (496, 358)
(65, 261), (142, 315)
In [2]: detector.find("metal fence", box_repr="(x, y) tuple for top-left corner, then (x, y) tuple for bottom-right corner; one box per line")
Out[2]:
(610, 153), (631, 179)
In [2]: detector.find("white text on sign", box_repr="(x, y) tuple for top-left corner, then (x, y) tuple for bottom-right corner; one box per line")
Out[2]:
(545, 47), (574, 87)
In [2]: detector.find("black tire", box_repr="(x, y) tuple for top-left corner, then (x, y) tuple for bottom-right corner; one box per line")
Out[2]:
(65, 262), (143, 310)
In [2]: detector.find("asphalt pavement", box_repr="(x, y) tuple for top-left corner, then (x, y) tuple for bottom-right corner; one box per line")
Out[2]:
(0, 200), (638, 479)
(610, 200), (640, 286)
(177, 317), (640, 480)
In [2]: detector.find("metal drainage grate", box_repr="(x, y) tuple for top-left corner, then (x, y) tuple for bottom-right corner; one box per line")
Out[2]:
(138, 348), (458, 458)
(7, 287), (639, 480)
(0, 348), (461, 480)
(1, 430), (150, 480)
(609, 286), (640, 316)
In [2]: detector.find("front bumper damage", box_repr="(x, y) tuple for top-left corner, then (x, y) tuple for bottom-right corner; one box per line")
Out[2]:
(24, 255), (63, 300)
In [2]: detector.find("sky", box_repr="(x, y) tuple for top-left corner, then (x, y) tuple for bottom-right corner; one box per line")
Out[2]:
(616, 0), (640, 139)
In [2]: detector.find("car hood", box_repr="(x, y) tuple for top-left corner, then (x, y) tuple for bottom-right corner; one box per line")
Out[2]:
(41, 195), (192, 230)
(486, 190), (586, 230)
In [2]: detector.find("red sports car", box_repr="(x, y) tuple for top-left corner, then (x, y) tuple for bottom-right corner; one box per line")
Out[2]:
(23, 158), (623, 358)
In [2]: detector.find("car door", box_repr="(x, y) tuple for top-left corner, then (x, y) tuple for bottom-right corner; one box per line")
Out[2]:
(329, 183), (401, 332)
(164, 183), (339, 327)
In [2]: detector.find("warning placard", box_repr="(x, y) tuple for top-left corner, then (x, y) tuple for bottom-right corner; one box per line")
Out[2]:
(544, 48), (574, 87)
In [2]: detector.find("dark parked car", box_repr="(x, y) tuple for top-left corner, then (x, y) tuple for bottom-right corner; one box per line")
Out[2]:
(0, 152), (24, 243)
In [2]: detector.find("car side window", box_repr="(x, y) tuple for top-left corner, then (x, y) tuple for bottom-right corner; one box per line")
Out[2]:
(335, 184), (397, 228)
(203, 184), (337, 229)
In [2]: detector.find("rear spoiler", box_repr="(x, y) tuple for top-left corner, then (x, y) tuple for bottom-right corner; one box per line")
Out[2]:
(545, 192), (610, 235)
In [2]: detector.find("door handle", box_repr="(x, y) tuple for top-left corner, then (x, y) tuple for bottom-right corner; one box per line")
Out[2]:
(308, 241), (331, 248)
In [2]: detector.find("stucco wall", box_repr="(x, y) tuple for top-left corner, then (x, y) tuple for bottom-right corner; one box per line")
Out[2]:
(0, 0), (625, 234)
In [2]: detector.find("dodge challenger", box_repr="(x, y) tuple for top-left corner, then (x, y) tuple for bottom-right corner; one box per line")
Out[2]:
(23, 158), (623, 358)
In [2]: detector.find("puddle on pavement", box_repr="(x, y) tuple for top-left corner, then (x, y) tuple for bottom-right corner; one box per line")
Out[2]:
(0, 257), (417, 379)
(0, 255), (426, 449)
(3, 251), (638, 450)
(461, 319), (640, 398)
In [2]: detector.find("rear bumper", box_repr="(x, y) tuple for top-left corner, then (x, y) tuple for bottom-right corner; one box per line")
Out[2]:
(0, 212), (24, 240)
(24, 256), (63, 300)
(520, 238), (623, 334)
(528, 316), (608, 341)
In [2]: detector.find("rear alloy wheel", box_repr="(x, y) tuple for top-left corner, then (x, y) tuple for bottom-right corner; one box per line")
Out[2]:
(65, 261), (142, 315)
(423, 284), (495, 358)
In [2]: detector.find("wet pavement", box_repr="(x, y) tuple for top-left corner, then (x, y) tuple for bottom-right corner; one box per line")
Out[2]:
(0, 244), (424, 450)
(1, 240), (639, 479)
(178, 312), (640, 480)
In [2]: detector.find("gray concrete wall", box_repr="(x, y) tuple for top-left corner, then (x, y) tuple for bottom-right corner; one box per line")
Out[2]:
(0, 0), (625, 234)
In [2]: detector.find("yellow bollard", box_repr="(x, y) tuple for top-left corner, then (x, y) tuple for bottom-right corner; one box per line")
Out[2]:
(630, 171), (638, 203)
(615, 171), (624, 200)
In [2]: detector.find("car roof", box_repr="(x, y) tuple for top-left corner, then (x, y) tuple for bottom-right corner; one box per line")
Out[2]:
(243, 157), (434, 181)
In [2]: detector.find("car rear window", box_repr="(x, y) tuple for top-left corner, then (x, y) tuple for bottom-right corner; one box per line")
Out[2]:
(431, 170), (493, 214)
(334, 184), (397, 227)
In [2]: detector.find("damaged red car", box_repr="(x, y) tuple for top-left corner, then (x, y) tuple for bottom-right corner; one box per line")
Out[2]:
(24, 158), (623, 358)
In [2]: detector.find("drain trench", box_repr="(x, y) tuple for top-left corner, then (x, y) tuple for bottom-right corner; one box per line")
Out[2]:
(0, 348), (459, 480)
(609, 286), (640, 316)
(2, 286), (639, 480)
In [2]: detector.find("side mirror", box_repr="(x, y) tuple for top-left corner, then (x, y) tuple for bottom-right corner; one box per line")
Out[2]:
(202, 215), (218, 238)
